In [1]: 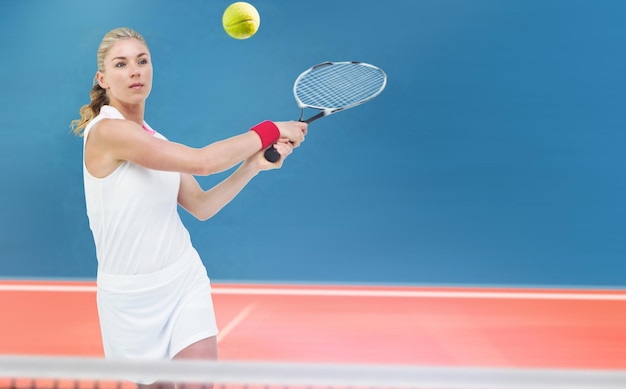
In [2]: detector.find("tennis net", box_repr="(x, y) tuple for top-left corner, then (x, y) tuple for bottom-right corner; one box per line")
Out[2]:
(1, 355), (625, 389)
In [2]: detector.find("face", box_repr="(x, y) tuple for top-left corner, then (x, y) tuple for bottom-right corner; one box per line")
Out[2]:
(96, 38), (153, 107)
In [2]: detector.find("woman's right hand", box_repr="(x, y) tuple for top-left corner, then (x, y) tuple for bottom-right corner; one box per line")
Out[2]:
(244, 139), (294, 172)
(274, 121), (308, 147)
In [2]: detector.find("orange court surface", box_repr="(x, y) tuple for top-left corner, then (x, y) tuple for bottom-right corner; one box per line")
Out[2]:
(1, 280), (625, 370)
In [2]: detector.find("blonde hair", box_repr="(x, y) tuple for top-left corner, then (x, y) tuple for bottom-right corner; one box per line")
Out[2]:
(70, 27), (148, 136)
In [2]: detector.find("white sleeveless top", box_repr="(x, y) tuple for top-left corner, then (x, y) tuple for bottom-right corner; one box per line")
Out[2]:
(83, 106), (193, 275)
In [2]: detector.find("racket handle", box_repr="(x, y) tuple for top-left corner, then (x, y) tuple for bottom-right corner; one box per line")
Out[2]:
(263, 118), (317, 162)
(264, 147), (281, 162)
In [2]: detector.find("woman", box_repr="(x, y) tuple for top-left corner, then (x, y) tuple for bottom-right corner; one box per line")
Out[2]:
(70, 27), (306, 387)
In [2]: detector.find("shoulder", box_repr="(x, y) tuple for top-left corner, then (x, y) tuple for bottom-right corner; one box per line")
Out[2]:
(88, 118), (148, 152)
(92, 117), (142, 136)
(92, 106), (139, 133)
(85, 106), (125, 137)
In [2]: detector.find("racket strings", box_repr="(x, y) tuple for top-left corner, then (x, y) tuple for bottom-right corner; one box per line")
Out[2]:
(296, 63), (386, 109)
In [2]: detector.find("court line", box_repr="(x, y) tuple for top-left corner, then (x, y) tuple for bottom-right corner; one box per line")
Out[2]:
(0, 284), (97, 292)
(214, 288), (626, 300)
(216, 303), (256, 344)
(0, 283), (625, 300)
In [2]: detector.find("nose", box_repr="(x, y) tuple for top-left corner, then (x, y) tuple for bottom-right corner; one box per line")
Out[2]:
(129, 63), (141, 77)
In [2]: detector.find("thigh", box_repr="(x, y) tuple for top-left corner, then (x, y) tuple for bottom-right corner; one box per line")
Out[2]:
(173, 336), (218, 360)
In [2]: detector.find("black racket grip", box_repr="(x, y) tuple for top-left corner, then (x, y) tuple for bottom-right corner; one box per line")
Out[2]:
(264, 147), (281, 162)
(263, 118), (315, 162)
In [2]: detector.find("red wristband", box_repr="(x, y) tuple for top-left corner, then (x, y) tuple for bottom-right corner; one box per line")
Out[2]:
(250, 120), (280, 149)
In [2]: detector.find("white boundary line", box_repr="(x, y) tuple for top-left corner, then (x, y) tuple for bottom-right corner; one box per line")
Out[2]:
(0, 283), (625, 300)
(216, 303), (255, 344)
(0, 284), (96, 293)
(214, 288), (626, 300)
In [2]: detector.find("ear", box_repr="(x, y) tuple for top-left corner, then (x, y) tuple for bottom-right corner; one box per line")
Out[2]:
(96, 70), (109, 89)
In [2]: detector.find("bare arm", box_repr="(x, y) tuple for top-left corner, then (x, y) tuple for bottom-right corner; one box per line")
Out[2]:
(85, 118), (263, 177)
(86, 119), (306, 178)
(178, 140), (294, 221)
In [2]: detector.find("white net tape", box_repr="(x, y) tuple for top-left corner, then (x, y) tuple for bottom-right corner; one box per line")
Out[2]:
(0, 355), (625, 389)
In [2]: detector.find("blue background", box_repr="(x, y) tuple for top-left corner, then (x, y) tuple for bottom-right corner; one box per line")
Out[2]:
(0, 0), (624, 287)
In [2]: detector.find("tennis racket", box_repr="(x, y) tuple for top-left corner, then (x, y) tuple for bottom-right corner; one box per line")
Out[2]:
(264, 61), (387, 162)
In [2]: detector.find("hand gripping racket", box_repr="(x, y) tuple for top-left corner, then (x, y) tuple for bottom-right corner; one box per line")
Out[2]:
(264, 61), (387, 162)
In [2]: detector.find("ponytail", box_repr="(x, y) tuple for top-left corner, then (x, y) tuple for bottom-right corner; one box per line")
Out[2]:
(70, 82), (109, 136)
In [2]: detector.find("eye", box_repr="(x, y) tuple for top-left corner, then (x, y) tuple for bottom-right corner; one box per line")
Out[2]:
(115, 62), (126, 68)
(139, 58), (149, 65)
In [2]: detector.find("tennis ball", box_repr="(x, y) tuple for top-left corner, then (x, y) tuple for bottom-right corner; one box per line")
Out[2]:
(222, 2), (261, 40)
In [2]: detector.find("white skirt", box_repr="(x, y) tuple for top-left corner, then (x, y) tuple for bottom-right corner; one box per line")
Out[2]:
(96, 246), (219, 361)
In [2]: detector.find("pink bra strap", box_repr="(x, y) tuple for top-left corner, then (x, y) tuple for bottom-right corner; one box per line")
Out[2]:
(142, 124), (156, 135)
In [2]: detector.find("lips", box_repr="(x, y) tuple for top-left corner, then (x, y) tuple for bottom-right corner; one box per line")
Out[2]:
(130, 83), (144, 89)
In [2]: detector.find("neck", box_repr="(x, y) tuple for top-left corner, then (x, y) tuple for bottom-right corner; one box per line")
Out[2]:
(109, 100), (145, 126)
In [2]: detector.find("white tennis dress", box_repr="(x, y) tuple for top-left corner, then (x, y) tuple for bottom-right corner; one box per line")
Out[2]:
(83, 105), (218, 361)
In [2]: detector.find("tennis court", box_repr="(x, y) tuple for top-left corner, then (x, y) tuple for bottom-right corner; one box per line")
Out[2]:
(2, 280), (625, 369)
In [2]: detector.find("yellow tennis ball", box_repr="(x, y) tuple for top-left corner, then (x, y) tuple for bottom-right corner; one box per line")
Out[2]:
(222, 2), (261, 40)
